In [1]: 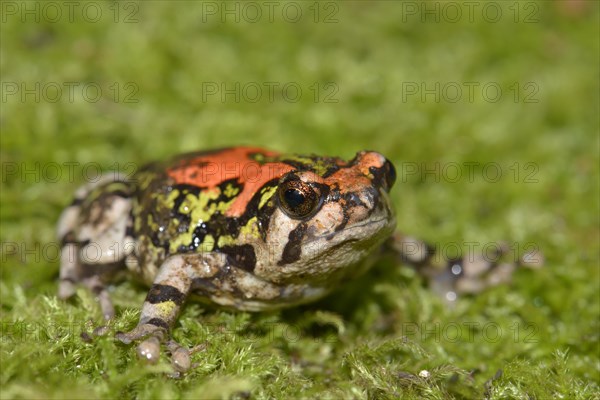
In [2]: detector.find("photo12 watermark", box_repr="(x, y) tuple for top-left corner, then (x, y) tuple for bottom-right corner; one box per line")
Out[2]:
(1, 159), (540, 187)
(199, 1), (339, 24)
(1, 82), (139, 104)
(396, 161), (540, 184)
(1, 161), (138, 184)
(401, 81), (540, 104)
(400, 321), (539, 343)
(1, 239), (543, 268)
(0, 320), (538, 345)
(1, 1), (139, 24)
(399, 1), (540, 23)
(200, 81), (339, 104)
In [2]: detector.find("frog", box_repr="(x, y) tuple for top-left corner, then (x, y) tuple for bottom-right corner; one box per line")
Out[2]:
(57, 147), (540, 372)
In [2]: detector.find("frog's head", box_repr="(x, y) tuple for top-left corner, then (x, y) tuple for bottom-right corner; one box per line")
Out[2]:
(255, 151), (396, 287)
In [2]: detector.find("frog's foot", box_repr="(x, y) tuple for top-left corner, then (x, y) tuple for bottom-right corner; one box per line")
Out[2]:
(116, 323), (167, 363)
(58, 243), (79, 300)
(115, 324), (197, 373)
(430, 243), (545, 301)
(81, 276), (115, 320)
(58, 279), (76, 300)
(387, 233), (544, 302)
(66, 276), (116, 342)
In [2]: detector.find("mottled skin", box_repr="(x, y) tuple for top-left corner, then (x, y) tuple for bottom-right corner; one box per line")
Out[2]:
(57, 147), (540, 372)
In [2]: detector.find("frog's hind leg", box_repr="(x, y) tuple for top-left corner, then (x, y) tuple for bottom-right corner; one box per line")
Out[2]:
(57, 173), (135, 320)
(57, 185), (90, 300)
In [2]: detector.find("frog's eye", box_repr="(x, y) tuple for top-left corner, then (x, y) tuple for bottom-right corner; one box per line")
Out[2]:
(277, 179), (323, 219)
(383, 160), (396, 192)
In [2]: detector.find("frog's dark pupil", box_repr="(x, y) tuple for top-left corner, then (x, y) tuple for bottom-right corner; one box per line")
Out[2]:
(284, 188), (306, 209)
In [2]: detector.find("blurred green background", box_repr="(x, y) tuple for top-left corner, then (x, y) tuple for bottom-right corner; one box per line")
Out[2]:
(1, 1), (598, 398)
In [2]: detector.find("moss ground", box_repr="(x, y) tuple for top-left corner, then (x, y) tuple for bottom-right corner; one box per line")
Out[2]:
(1, 1), (598, 399)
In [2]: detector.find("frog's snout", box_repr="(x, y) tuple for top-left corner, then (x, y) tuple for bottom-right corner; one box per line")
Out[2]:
(354, 151), (397, 193)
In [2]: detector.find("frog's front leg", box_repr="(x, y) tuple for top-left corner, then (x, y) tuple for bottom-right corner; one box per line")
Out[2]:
(115, 252), (228, 372)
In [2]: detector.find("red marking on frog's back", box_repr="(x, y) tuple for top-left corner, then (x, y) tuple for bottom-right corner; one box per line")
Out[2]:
(167, 147), (294, 217)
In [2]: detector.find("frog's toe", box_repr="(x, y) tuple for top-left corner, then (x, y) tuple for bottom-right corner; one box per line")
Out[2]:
(80, 323), (111, 342)
(137, 335), (161, 364)
(92, 324), (111, 336)
(166, 340), (191, 372)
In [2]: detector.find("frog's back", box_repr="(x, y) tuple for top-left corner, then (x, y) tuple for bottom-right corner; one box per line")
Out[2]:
(128, 146), (381, 286)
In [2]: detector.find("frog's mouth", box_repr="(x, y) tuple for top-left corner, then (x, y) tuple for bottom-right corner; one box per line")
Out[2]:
(280, 215), (395, 285)
(266, 212), (396, 286)
(302, 215), (396, 261)
(317, 216), (395, 243)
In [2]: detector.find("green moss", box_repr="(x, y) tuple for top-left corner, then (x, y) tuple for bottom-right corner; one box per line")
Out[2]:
(1, 1), (598, 398)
